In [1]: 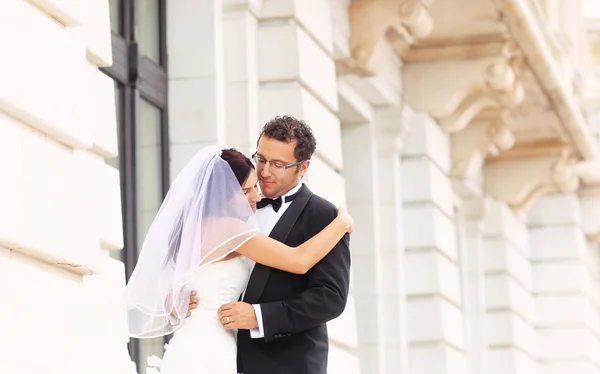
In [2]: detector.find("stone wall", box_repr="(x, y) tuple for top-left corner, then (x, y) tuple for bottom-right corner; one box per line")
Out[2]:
(0, 1), (133, 373)
(3, 2), (600, 374)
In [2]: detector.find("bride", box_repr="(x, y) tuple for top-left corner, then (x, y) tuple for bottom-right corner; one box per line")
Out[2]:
(124, 145), (353, 373)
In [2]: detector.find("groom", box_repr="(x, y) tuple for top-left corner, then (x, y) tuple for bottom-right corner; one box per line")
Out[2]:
(189, 116), (351, 374)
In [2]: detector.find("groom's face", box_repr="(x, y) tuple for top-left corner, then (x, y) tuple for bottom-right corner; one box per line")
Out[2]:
(255, 136), (308, 198)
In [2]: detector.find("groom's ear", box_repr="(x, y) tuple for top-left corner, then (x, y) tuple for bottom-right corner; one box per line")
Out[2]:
(298, 160), (310, 177)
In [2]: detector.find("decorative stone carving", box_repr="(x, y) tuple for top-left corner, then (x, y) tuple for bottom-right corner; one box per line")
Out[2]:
(337, 0), (433, 76)
(451, 111), (515, 197)
(484, 146), (580, 211)
(403, 56), (525, 134)
(579, 186), (600, 244)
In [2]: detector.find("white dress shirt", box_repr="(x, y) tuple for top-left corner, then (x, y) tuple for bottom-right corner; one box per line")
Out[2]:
(246, 183), (302, 339)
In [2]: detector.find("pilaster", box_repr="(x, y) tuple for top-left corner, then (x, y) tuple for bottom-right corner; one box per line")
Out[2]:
(482, 201), (539, 374)
(528, 193), (600, 374)
(458, 197), (492, 374)
(375, 106), (412, 373)
(222, 0), (261, 155)
(254, 2), (360, 372)
(341, 119), (385, 374)
(256, 0), (343, 197)
(401, 114), (467, 374)
(167, 0), (227, 178)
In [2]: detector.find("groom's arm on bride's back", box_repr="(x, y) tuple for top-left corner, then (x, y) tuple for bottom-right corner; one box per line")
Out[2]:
(259, 196), (351, 342)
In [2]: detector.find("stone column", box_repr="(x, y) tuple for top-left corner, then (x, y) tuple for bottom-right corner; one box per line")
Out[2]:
(482, 202), (538, 374)
(340, 105), (412, 374)
(374, 107), (411, 373)
(337, 56), (410, 374)
(167, 0), (227, 178)
(342, 120), (385, 374)
(528, 192), (600, 374)
(255, 1), (360, 372)
(457, 198), (491, 374)
(222, 0), (261, 155)
(401, 114), (467, 374)
(256, 0), (345, 205)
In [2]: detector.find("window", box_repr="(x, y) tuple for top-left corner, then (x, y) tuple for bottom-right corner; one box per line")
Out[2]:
(103, 0), (169, 370)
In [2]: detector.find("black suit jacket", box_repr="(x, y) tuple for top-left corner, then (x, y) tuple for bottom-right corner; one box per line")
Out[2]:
(237, 184), (351, 374)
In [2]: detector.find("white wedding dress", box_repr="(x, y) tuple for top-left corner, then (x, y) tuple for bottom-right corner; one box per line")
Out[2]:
(155, 256), (250, 374)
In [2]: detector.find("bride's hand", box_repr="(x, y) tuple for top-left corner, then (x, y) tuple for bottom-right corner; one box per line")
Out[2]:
(186, 290), (198, 318)
(337, 207), (354, 234)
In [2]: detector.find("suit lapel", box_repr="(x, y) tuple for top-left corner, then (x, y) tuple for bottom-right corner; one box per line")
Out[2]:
(243, 185), (313, 304)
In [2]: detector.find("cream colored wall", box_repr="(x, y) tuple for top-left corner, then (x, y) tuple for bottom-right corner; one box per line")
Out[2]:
(3, 1), (600, 374)
(0, 1), (133, 373)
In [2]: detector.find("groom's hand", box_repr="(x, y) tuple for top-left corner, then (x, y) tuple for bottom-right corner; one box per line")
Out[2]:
(218, 302), (258, 330)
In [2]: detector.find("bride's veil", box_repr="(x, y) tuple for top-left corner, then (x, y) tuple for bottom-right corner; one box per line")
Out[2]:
(124, 145), (259, 338)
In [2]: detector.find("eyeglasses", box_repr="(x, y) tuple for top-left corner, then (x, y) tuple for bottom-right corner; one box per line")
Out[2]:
(251, 152), (304, 172)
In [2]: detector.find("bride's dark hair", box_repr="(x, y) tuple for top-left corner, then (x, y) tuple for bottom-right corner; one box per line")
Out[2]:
(165, 148), (255, 267)
(219, 149), (255, 186)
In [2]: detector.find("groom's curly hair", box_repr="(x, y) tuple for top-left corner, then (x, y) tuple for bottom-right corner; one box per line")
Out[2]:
(258, 116), (317, 162)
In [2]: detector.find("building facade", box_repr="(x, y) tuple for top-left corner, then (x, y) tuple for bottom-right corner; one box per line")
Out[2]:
(2, 0), (600, 374)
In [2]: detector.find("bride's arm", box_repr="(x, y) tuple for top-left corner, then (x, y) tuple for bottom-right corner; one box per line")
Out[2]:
(235, 208), (353, 274)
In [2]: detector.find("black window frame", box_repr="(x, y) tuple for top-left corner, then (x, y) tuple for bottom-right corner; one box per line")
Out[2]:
(101, 0), (170, 369)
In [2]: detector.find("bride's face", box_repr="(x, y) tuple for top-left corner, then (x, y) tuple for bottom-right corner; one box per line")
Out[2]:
(242, 169), (261, 212)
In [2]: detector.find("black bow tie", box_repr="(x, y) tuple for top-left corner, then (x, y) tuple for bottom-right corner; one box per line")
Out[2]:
(257, 190), (300, 212)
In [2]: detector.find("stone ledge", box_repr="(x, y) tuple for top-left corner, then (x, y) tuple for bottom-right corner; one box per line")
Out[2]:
(0, 237), (101, 276)
(26, 0), (84, 27)
(0, 115), (116, 277)
(69, 0), (113, 67)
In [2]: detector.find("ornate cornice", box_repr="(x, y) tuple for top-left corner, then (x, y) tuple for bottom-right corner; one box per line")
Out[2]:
(451, 111), (515, 197)
(336, 0), (433, 76)
(403, 55), (524, 135)
(484, 145), (580, 211)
